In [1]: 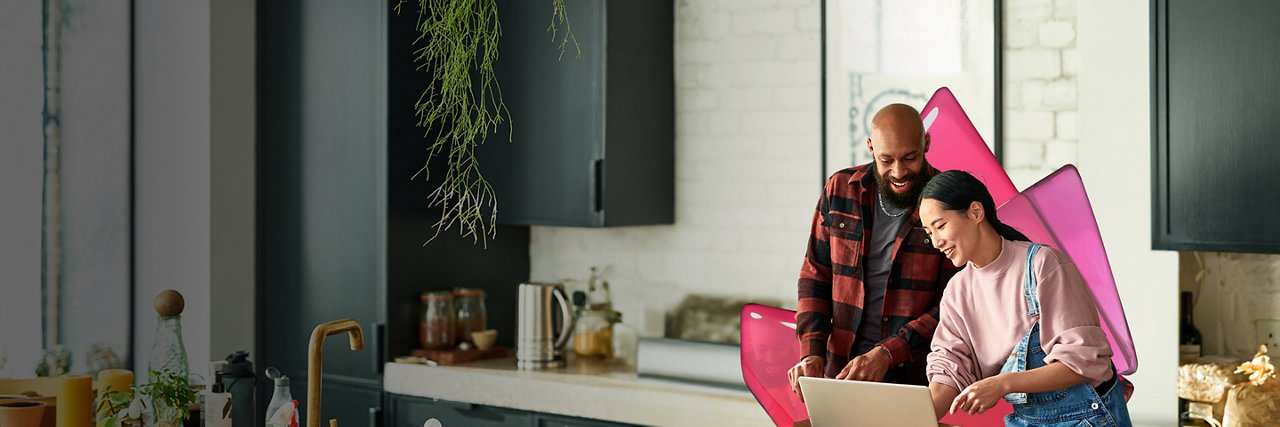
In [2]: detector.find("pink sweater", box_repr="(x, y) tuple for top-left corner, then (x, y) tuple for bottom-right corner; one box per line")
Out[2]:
(926, 239), (1113, 392)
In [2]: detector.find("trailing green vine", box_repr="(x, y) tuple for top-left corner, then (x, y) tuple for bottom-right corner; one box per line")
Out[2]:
(396, 0), (508, 246)
(395, 0), (579, 246)
(548, 0), (581, 60)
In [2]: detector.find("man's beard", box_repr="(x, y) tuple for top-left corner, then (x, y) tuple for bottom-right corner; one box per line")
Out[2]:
(871, 162), (926, 211)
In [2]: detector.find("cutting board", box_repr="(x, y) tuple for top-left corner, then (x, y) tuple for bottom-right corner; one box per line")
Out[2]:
(410, 346), (508, 365)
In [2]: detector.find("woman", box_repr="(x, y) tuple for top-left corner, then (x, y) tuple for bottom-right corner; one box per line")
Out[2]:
(918, 170), (1130, 426)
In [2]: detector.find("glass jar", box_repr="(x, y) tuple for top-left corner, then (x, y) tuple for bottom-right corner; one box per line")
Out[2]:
(453, 288), (487, 345)
(610, 312), (638, 366)
(572, 309), (612, 359)
(419, 292), (456, 350)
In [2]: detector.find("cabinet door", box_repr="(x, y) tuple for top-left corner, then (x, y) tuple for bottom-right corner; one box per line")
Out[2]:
(481, 0), (607, 226)
(1154, 0), (1280, 252)
(390, 395), (534, 427)
(257, 0), (387, 387)
(290, 379), (383, 427)
(536, 414), (636, 427)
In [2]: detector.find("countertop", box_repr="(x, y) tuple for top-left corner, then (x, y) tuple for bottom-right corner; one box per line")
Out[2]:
(383, 355), (770, 426)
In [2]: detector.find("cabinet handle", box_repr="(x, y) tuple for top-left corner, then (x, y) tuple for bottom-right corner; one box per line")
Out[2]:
(367, 406), (381, 427)
(371, 322), (386, 375)
(593, 158), (604, 213)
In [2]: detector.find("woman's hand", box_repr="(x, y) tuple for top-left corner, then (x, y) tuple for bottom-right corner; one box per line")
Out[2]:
(949, 374), (1009, 415)
(787, 355), (825, 401)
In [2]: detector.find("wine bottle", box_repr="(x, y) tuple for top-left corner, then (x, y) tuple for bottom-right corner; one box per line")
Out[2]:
(1179, 291), (1203, 365)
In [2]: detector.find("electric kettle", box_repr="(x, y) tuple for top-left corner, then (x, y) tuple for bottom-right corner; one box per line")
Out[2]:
(516, 282), (574, 369)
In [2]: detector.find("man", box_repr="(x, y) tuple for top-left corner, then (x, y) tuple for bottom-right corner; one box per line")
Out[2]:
(788, 103), (961, 398)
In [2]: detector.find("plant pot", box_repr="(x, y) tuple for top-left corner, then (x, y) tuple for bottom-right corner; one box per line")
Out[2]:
(0, 401), (47, 427)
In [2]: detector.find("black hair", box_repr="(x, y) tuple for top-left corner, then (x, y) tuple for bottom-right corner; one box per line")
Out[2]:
(919, 170), (1030, 242)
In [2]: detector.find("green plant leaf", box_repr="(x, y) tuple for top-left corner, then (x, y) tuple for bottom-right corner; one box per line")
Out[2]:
(110, 391), (133, 406)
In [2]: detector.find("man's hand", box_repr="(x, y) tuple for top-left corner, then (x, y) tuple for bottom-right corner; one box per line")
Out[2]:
(835, 345), (893, 381)
(787, 355), (825, 401)
(949, 374), (1008, 415)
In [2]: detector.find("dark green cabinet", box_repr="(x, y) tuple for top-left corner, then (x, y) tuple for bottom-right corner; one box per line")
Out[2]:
(1152, 0), (1280, 253)
(256, 0), (388, 422)
(478, 0), (674, 227)
(387, 395), (636, 427)
(257, 0), (531, 424)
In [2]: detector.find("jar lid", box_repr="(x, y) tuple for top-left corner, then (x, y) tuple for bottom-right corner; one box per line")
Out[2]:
(420, 291), (453, 301)
(453, 288), (485, 298)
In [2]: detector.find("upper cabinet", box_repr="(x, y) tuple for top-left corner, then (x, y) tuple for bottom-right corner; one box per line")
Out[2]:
(477, 0), (674, 227)
(1152, 0), (1280, 253)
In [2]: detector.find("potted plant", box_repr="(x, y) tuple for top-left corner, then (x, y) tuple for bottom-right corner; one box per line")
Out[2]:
(95, 385), (137, 427)
(133, 370), (197, 427)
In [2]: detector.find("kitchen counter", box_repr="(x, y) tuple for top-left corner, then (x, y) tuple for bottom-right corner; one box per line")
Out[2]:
(383, 356), (770, 426)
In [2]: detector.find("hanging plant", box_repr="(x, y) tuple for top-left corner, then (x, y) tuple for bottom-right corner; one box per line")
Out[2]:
(548, 0), (582, 60)
(396, 0), (578, 246)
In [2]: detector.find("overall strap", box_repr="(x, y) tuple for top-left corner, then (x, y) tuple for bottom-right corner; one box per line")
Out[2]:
(1023, 244), (1044, 318)
(1002, 243), (1045, 405)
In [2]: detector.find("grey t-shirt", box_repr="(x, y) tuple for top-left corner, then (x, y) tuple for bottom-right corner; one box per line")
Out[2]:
(853, 195), (910, 357)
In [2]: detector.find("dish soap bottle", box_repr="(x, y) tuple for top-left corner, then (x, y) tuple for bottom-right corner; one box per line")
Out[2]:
(587, 266), (612, 311)
(203, 362), (232, 427)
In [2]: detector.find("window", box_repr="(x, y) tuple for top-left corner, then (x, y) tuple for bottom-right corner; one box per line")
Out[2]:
(823, 0), (1000, 175)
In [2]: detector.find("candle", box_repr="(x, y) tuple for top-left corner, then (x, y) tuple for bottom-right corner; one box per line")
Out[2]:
(96, 369), (133, 426)
(58, 375), (93, 427)
(97, 369), (133, 396)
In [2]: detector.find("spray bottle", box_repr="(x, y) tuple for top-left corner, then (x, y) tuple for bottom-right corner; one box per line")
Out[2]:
(265, 367), (295, 427)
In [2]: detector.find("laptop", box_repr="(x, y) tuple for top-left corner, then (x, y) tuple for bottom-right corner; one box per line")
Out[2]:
(798, 376), (943, 427)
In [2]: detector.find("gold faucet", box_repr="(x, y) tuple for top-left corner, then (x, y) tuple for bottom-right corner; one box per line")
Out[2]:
(307, 319), (364, 427)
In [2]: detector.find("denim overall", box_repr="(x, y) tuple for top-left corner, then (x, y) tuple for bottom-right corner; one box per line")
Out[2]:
(999, 244), (1132, 427)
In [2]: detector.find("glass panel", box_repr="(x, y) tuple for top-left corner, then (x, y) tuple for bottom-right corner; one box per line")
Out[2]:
(824, 0), (997, 175)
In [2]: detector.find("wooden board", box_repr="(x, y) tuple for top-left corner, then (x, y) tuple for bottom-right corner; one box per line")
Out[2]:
(410, 347), (508, 365)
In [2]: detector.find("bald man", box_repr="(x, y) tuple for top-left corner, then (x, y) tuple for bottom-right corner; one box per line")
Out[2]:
(789, 104), (962, 399)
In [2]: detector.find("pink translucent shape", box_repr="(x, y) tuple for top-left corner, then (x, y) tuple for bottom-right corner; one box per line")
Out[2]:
(996, 165), (1138, 375)
(740, 303), (807, 426)
(921, 87), (1019, 206)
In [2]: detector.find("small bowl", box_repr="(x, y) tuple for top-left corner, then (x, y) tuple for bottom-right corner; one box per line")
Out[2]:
(471, 329), (498, 351)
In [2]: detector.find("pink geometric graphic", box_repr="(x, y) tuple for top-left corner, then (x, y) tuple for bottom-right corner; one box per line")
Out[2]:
(739, 88), (1137, 426)
(920, 88), (1019, 206)
(740, 303), (808, 426)
(997, 166), (1138, 376)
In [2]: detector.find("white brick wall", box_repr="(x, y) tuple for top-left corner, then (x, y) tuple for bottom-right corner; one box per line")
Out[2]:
(1003, 0), (1078, 190)
(530, 0), (820, 337)
(1182, 252), (1280, 358)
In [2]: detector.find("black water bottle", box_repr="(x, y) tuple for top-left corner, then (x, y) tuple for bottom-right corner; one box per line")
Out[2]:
(220, 351), (256, 427)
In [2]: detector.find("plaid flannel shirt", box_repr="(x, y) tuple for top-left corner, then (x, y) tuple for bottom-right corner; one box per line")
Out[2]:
(796, 163), (961, 380)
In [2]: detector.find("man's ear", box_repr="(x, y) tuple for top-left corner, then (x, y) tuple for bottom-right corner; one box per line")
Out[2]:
(922, 132), (931, 153)
(866, 137), (874, 156)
